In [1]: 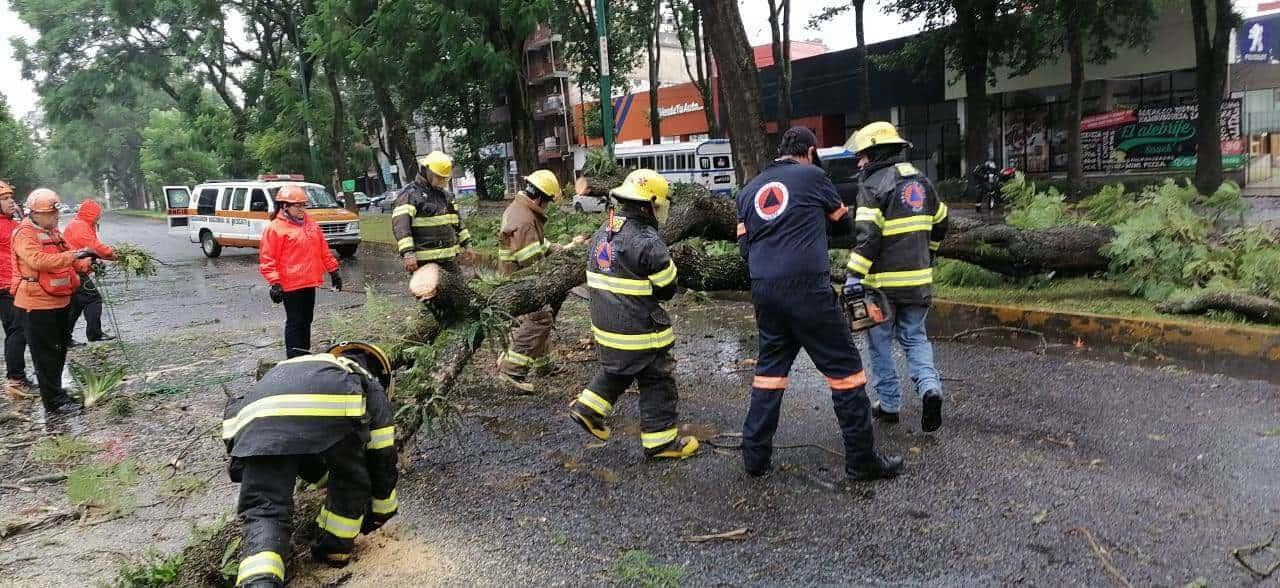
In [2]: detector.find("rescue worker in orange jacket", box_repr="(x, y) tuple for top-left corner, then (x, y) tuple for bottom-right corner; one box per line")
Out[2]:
(495, 170), (561, 393)
(62, 199), (116, 345)
(259, 185), (342, 358)
(0, 182), (34, 394)
(11, 189), (97, 414)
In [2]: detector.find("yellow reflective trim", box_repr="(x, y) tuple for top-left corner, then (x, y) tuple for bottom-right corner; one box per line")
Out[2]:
(591, 326), (676, 351)
(855, 207), (884, 227)
(497, 249), (517, 261)
(371, 489), (399, 514)
(929, 241), (941, 251)
(502, 350), (533, 367)
(367, 425), (395, 450)
(392, 204), (416, 218)
(586, 271), (653, 296)
(933, 202), (948, 222)
(647, 260), (677, 287)
(577, 389), (613, 415)
(414, 245), (461, 261)
(881, 215), (935, 236)
(457, 228), (472, 242)
(411, 213), (460, 227)
(396, 236), (414, 251)
(316, 507), (363, 539)
(512, 240), (547, 263)
(641, 428), (678, 448)
(275, 354), (350, 370)
(863, 267), (933, 288)
(236, 551), (285, 584)
(222, 394), (365, 439)
(846, 252), (873, 274)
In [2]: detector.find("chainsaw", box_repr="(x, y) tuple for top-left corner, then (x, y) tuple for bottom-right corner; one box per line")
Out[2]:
(843, 285), (891, 332)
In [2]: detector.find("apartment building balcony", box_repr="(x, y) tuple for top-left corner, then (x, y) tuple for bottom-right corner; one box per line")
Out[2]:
(527, 60), (571, 85)
(532, 95), (567, 119)
(526, 24), (562, 52)
(537, 140), (567, 163)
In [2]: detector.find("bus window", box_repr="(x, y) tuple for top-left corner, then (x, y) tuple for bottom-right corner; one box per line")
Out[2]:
(664, 154), (674, 170)
(678, 154), (689, 169)
(231, 187), (248, 211)
(699, 157), (711, 170)
(655, 156), (664, 171)
(713, 156), (730, 169)
(197, 188), (219, 215)
(641, 156), (655, 169)
(627, 157), (639, 169)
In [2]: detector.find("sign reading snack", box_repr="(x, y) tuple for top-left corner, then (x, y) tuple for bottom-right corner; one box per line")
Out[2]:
(1079, 100), (1242, 173)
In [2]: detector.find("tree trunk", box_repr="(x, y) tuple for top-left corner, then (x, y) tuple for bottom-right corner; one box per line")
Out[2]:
(766, 0), (791, 132)
(698, 14), (721, 138)
(1064, 1), (1084, 194)
(1190, 0), (1235, 194)
(853, 0), (870, 127)
(1157, 291), (1280, 324)
(506, 36), (538, 177)
(648, 0), (662, 145)
(693, 0), (769, 181)
(325, 61), (356, 212)
(373, 84), (417, 179)
(958, 8), (991, 172)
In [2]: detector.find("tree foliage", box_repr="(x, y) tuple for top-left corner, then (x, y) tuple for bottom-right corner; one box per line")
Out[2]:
(0, 98), (41, 194)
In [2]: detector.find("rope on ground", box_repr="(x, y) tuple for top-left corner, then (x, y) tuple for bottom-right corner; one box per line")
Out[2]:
(1066, 527), (1132, 588)
(706, 434), (843, 458)
(1230, 528), (1280, 579)
(946, 326), (1048, 355)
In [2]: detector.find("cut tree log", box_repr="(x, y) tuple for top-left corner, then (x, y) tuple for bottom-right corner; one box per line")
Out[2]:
(1157, 291), (1280, 324)
(574, 175), (624, 198)
(940, 217), (1113, 278)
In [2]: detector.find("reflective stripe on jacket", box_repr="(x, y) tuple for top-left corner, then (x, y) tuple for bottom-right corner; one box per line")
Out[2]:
(586, 213), (678, 374)
(846, 160), (949, 304)
(497, 192), (548, 274)
(12, 220), (84, 310)
(391, 179), (469, 262)
(258, 214), (339, 292)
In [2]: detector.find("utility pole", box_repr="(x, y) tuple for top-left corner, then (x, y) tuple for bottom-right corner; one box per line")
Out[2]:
(595, 0), (614, 156)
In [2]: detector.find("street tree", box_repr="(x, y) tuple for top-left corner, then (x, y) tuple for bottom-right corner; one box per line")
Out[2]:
(0, 98), (41, 194)
(646, 0), (663, 144)
(670, 0), (719, 137)
(766, 0), (792, 132)
(1189, 0), (1239, 193)
(139, 110), (227, 208)
(691, 0), (769, 180)
(555, 1), (651, 94)
(809, 1), (871, 127)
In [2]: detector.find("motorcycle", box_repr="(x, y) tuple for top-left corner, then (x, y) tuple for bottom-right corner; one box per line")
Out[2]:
(969, 162), (1017, 214)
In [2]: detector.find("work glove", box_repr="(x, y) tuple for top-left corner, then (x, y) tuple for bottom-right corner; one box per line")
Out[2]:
(329, 271), (343, 292)
(269, 283), (284, 304)
(73, 248), (98, 260)
(843, 275), (863, 298)
(402, 254), (418, 273)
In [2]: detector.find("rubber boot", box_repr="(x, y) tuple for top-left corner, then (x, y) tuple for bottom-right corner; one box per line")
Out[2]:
(568, 401), (611, 441)
(645, 435), (699, 460)
(833, 388), (901, 480)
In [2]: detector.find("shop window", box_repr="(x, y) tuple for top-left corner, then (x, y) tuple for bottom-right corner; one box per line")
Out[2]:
(1142, 73), (1171, 107)
(901, 103), (929, 126)
(1111, 79), (1141, 109)
(1171, 70), (1196, 105)
(929, 101), (958, 122)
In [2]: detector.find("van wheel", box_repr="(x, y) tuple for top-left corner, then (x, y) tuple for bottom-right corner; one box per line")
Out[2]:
(336, 244), (359, 258)
(200, 231), (222, 258)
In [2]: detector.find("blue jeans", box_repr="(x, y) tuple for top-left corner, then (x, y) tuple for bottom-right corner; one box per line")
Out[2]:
(865, 301), (941, 413)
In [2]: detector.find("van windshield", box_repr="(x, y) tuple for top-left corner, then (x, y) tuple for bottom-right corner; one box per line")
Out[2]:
(268, 185), (342, 209)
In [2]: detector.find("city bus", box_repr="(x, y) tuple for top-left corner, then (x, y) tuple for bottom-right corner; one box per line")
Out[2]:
(611, 139), (736, 196)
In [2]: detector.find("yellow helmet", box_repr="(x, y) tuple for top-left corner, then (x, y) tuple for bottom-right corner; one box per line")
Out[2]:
(524, 169), (562, 199)
(847, 121), (911, 156)
(418, 151), (453, 178)
(610, 169), (670, 205)
(328, 341), (393, 393)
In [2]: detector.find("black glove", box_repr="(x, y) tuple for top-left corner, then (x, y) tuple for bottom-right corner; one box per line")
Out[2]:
(330, 271), (342, 291)
(73, 248), (98, 260)
(269, 283), (284, 304)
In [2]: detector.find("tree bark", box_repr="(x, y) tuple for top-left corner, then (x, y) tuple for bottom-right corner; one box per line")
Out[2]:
(1064, 0), (1084, 194)
(325, 61), (356, 212)
(693, 0), (769, 181)
(1190, 0), (1236, 194)
(504, 33), (538, 177)
(648, 0), (662, 145)
(373, 84), (418, 179)
(958, 7), (992, 173)
(767, 0), (792, 132)
(853, 0), (870, 127)
(1157, 291), (1280, 324)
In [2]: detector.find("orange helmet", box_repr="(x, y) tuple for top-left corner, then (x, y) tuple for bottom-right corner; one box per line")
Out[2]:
(275, 185), (308, 204)
(0, 181), (13, 199)
(26, 189), (61, 213)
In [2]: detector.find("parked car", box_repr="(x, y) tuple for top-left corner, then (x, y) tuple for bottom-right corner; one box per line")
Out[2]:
(374, 190), (398, 213)
(351, 191), (371, 210)
(572, 193), (607, 213)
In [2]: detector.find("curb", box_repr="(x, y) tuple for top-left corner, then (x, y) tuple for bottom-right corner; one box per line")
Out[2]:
(929, 299), (1280, 364)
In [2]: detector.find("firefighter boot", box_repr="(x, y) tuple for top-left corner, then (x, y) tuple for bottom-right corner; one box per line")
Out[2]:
(834, 388), (902, 481)
(568, 400), (611, 441)
(311, 538), (353, 568)
(645, 435), (699, 460)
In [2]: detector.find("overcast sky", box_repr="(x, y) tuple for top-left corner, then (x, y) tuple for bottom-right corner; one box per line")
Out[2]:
(0, 0), (1271, 121)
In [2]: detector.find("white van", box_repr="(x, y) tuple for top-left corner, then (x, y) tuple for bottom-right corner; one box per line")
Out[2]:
(164, 175), (362, 258)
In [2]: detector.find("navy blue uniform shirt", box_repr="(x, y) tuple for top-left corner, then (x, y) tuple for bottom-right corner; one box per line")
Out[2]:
(736, 159), (849, 280)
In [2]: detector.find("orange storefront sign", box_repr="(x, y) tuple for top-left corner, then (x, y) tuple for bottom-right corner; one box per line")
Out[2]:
(577, 81), (714, 145)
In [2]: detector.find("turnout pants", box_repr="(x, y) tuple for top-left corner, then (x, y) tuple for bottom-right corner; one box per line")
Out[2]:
(67, 275), (106, 341)
(234, 434), (371, 586)
(743, 274), (876, 474)
(21, 306), (73, 409)
(499, 306), (555, 378)
(0, 293), (28, 380)
(576, 350), (680, 452)
(281, 288), (316, 359)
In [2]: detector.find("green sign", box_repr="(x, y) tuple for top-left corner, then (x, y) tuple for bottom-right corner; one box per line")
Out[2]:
(341, 179), (356, 192)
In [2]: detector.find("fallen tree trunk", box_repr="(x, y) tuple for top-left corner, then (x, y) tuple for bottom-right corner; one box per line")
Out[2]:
(1157, 291), (1280, 325)
(941, 217), (1113, 277)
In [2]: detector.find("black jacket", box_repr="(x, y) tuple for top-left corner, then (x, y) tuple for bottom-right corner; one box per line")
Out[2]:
(846, 159), (949, 305)
(585, 212), (678, 374)
(391, 178), (471, 262)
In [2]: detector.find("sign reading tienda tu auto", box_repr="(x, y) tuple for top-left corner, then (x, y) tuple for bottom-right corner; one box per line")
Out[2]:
(1079, 100), (1243, 173)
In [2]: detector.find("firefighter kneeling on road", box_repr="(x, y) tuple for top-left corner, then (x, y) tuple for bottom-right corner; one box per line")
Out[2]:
(223, 342), (399, 587)
(496, 169), (561, 393)
(844, 122), (949, 432)
(393, 151), (471, 276)
(567, 169), (699, 459)
(735, 127), (901, 481)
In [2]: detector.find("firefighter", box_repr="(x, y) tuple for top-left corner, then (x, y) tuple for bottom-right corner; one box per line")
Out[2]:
(735, 127), (901, 481)
(11, 189), (96, 414)
(259, 185), (342, 359)
(843, 121), (949, 432)
(224, 342), (398, 587)
(0, 182), (34, 394)
(567, 169), (698, 460)
(63, 199), (116, 345)
(392, 151), (471, 276)
(495, 169), (561, 393)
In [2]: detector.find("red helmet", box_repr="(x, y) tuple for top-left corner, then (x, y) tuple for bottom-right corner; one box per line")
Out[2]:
(275, 185), (308, 204)
(26, 189), (60, 213)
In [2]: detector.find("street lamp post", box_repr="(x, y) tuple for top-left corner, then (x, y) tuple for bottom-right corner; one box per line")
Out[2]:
(595, 0), (614, 157)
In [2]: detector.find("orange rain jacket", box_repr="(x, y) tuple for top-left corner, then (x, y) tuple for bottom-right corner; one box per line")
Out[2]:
(258, 213), (339, 292)
(62, 200), (115, 261)
(11, 219), (89, 310)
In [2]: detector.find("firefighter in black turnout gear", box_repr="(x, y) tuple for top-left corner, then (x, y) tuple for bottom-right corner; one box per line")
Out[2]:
(567, 169), (699, 459)
(735, 127), (902, 481)
(392, 150), (472, 275)
(223, 342), (399, 587)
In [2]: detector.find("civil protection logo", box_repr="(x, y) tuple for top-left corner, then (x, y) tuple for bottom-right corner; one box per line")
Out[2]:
(900, 181), (926, 212)
(753, 181), (789, 221)
(594, 240), (614, 272)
